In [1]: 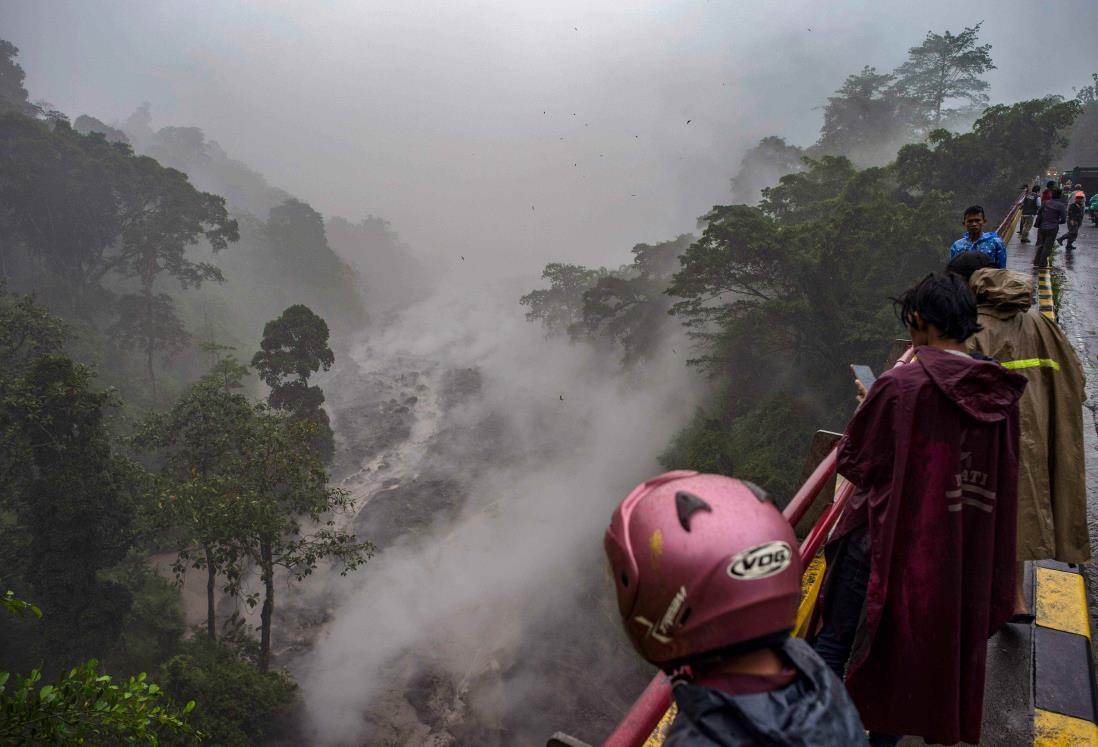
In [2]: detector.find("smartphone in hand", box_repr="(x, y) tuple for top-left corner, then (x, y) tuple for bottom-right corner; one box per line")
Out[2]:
(850, 364), (876, 392)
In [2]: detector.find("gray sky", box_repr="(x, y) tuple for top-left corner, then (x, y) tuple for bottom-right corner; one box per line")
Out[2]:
(4, 0), (1096, 270)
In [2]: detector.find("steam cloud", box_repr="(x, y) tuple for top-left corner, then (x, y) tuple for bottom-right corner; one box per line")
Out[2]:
(298, 271), (699, 745)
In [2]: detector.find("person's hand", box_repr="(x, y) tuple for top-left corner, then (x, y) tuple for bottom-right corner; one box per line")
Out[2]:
(854, 379), (867, 404)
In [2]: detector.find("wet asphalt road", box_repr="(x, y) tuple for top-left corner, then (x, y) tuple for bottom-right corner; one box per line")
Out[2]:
(985, 217), (1098, 747)
(1017, 220), (1098, 637)
(1053, 221), (1098, 640)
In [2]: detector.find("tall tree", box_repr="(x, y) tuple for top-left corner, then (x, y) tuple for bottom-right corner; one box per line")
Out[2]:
(894, 24), (995, 128)
(232, 408), (371, 672)
(264, 199), (366, 331)
(0, 286), (65, 520)
(108, 292), (191, 392)
(0, 39), (39, 117)
(251, 305), (336, 464)
(665, 157), (955, 500)
(519, 263), (606, 338)
(730, 136), (805, 204)
(0, 117), (238, 315)
(137, 361), (253, 642)
(0, 285), (66, 379)
(0, 117), (125, 302)
(895, 96), (1082, 216)
(815, 67), (922, 166)
(1061, 73), (1098, 166)
(72, 114), (130, 145)
(325, 214), (428, 315)
(0, 354), (136, 667)
(579, 235), (692, 363)
(105, 154), (239, 390)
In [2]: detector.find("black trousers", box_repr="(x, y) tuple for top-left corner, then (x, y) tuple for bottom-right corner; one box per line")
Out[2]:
(813, 526), (900, 747)
(1034, 228), (1058, 267)
(1061, 219), (1081, 248)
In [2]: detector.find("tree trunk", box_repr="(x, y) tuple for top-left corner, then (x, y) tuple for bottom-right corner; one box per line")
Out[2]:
(146, 344), (156, 396)
(204, 544), (217, 642)
(142, 262), (157, 397)
(259, 540), (274, 673)
(935, 59), (947, 127)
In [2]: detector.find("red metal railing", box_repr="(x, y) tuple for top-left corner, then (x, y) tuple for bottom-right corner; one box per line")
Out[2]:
(602, 348), (918, 747)
(601, 194), (1026, 747)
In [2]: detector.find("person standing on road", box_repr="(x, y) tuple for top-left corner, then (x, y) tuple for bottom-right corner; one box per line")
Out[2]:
(947, 251), (1089, 618)
(1034, 189), (1067, 268)
(811, 272), (1025, 747)
(1057, 191), (1086, 250)
(949, 205), (1007, 268)
(1019, 186), (1040, 244)
(1041, 180), (1055, 204)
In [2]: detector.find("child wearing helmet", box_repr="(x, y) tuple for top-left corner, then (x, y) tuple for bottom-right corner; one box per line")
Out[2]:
(604, 471), (866, 746)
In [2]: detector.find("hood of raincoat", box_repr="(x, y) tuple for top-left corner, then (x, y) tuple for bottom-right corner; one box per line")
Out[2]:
(915, 346), (1027, 423)
(970, 268), (1032, 318)
(664, 638), (865, 747)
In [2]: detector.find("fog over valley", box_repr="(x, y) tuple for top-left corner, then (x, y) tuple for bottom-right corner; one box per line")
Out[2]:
(1, 2), (1096, 745)
(6, 0), (1095, 271)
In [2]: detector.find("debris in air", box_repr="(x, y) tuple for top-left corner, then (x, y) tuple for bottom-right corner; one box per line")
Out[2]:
(686, 119), (691, 124)
(559, 394), (564, 401)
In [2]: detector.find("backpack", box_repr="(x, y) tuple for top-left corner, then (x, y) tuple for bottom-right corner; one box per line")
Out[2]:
(1022, 193), (1038, 212)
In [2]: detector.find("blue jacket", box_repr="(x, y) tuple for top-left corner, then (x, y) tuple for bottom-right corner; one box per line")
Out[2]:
(664, 638), (867, 746)
(950, 232), (1006, 269)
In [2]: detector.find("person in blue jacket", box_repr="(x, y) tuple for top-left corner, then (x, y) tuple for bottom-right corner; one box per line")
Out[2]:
(949, 205), (1007, 268)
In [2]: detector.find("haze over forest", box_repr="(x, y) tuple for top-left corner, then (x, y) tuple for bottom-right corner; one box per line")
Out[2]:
(6, 0), (1097, 273)
(1, 1), (1097, 745)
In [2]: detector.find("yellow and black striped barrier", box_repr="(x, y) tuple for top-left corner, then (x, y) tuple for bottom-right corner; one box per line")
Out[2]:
(1032, 560), (1098, 745)
(1037, 268), (1056, 321)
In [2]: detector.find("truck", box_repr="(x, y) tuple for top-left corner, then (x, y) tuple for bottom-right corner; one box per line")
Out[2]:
(1071, 166), (1098, 197)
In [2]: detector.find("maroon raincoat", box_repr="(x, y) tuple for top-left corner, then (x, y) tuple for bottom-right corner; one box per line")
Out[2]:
(837, 347), (1026, 744)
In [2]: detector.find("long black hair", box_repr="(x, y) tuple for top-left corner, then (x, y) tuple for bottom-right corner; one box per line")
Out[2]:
(894, 272), (981, 342)
(945, 250), (994, 283)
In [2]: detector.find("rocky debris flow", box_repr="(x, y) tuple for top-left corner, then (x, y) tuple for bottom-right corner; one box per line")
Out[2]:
(287, 278), (698, 746)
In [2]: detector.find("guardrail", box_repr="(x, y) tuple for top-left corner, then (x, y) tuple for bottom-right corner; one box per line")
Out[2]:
(598, 345), (912, 747)
(588, 192), (1029, 747)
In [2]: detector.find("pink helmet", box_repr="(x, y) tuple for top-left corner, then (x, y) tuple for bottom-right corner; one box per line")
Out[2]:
(604, 471), (801, 667)
(1075, 190), (1086, 200)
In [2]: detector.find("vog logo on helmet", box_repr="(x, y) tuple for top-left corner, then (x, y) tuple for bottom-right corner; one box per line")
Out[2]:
(727, 541), (792, 580)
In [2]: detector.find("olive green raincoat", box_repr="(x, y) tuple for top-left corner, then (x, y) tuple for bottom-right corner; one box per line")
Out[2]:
(967, 268), (1089, 563)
